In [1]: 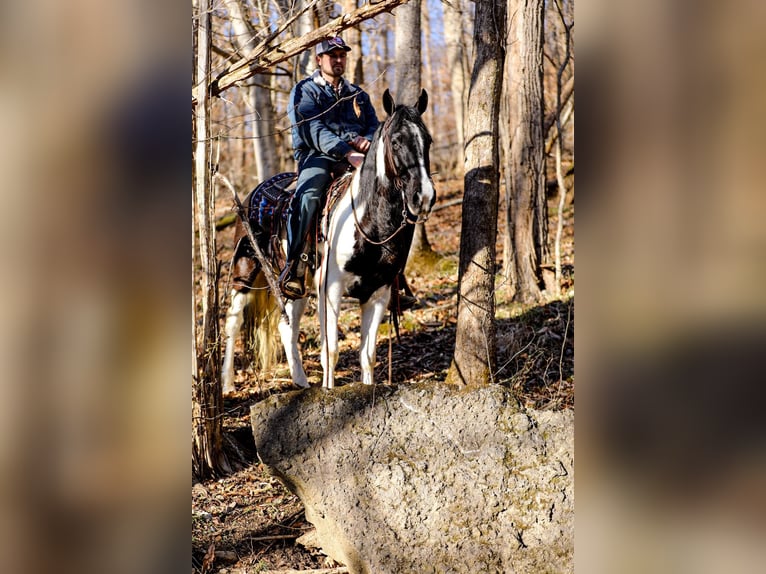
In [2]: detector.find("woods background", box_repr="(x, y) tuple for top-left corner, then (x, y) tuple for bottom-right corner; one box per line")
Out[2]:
(192, 0), (575, 476)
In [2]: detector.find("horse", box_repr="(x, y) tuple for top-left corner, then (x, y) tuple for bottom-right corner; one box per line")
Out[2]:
(222, 88), (435, 393)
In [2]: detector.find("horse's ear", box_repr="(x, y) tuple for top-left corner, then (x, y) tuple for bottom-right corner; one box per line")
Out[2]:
(416, 89), (428, 115)
(383, 89), (395, 116)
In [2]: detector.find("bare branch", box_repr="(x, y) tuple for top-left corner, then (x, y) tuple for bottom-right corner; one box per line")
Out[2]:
(200, 0), (410, 100)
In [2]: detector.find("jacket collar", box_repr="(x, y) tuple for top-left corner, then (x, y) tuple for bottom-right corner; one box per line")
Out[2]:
(311, 69), (345, 92)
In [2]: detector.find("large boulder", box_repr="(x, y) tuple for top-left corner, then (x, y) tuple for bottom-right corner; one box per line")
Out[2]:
(250, 383), (573, 573)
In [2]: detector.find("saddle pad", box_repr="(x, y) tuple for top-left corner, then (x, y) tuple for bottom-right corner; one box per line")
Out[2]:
(248, 172), (297, 233)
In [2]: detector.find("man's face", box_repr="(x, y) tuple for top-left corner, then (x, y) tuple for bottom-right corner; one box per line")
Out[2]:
(316, 49), (347, 79)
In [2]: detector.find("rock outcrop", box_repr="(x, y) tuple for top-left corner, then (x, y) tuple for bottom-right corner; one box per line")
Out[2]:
(250, 383), (573, 573)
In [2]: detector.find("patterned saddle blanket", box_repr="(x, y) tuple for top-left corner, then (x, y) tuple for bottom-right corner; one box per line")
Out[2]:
(248, 167), (355, 244)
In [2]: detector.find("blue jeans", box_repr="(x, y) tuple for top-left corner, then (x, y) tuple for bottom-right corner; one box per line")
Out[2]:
(286, 154), (335, 262)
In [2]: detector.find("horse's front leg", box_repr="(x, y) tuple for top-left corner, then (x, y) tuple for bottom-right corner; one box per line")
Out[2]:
(222, 289), (251, 395)
(359, 285), (392, 386)
(318, 274), (344, 389)
(277, 298), (309, 388)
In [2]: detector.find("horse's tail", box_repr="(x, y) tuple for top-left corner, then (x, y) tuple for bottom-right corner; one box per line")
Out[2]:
(242, 271), (281, 373)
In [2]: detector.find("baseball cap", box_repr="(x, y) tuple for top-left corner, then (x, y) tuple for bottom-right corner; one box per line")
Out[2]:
(316, 36), (352, 56)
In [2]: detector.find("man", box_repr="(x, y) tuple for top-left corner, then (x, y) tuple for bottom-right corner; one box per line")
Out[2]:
(279, 36), (378, 299)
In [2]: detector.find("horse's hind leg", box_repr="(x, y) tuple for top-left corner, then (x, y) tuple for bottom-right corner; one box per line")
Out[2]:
(222, 288), (252, 394)
(277, 298), (309, 388)
(359, 285), (392, 386)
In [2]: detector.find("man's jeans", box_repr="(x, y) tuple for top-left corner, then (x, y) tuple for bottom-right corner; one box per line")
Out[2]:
(286, 154), (335, 261)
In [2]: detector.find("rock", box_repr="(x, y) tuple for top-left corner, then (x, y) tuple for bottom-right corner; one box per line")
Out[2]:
(250, 383), (573, 574)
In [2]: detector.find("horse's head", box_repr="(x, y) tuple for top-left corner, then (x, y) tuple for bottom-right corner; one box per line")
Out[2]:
(376, 89), (436, 222)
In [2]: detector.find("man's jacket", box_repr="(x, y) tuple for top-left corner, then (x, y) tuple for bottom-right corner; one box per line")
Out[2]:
(288, 70), (380, 165)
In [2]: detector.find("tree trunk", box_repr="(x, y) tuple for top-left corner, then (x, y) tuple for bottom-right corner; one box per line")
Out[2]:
(341, 0), (363, 85)
(393, 0), (421, 105)
(192, 0), (230, 479)
(244, 80), (278, 181)
(446, 0), (506, 388)
(443, 0), (468, 172)
(499, 12), (515, 296)
(224, 0), (279, 181)
(294, 0), (314, 80)
(507, 0), (547, 304)
(394, 0), (437, 270)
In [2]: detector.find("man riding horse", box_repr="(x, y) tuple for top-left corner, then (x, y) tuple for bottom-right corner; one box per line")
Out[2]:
(280, 36), (416, 308)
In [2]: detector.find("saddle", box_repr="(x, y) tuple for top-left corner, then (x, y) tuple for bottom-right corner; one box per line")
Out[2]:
(243, 164), (355, 275)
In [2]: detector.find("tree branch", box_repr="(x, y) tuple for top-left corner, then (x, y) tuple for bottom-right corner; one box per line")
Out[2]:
(197, 0), (409, 101)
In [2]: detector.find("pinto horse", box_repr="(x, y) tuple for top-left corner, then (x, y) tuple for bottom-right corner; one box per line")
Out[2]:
(222, 88), (434, 392)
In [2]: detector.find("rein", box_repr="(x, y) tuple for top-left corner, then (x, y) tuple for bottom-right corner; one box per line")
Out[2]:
(349, 182), (428, 246)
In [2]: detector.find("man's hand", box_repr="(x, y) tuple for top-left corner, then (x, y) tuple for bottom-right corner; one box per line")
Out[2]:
(349, 136), (371, 153)
(345, 151), (365, 169)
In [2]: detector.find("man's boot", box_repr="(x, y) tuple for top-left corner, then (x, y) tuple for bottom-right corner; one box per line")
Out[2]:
(279, 208), (311, 300)
(278, 254), (308, 300)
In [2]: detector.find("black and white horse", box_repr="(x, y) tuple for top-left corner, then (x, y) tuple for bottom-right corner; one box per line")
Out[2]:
(222, 89), (434, 392)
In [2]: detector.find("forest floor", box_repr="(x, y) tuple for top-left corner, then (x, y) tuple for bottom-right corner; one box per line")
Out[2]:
(192, 176), (574, 573)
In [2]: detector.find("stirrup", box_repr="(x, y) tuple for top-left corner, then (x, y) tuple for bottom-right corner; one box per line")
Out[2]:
(279, 260), (306, 300)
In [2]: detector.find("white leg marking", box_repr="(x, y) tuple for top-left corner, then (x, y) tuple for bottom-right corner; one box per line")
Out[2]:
(359, 285), (392, 386)
(222, 290), (251, 394)
(277, 298), (309, 388)
(318, 171), (363, 389)
(319, 277), (345, 390)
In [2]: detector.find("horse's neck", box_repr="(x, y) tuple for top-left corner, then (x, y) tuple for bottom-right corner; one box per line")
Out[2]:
(356, 145), (401, 230)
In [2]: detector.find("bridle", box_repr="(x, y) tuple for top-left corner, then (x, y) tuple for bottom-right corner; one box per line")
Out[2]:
(349, 117), (432, 247)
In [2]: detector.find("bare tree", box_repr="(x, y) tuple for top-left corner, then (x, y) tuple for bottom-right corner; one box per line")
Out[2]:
(394, 0), (438, 269)
(223, 0), (279, 181)
(341, 0), (364, 84)
(551, 0), (573, 295)
(446, 0), (506, 387)
(506, 0), (547, 304)
(193, 0), (230, 478)
(294, 0), (315, 79)
(443, 0), (469, 171)
(394, 0), (421, 114)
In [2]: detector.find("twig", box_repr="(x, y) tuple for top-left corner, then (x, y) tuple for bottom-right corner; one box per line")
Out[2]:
(248, 533), (302, 542)
(431, 197), (463, 212)
(213, 171), (289, 324)
(253, 569), (349, 574)
(556, 300), (572, 399)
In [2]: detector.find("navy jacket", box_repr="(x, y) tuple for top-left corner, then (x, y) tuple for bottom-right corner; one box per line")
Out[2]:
(288, 70), (379, 165)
